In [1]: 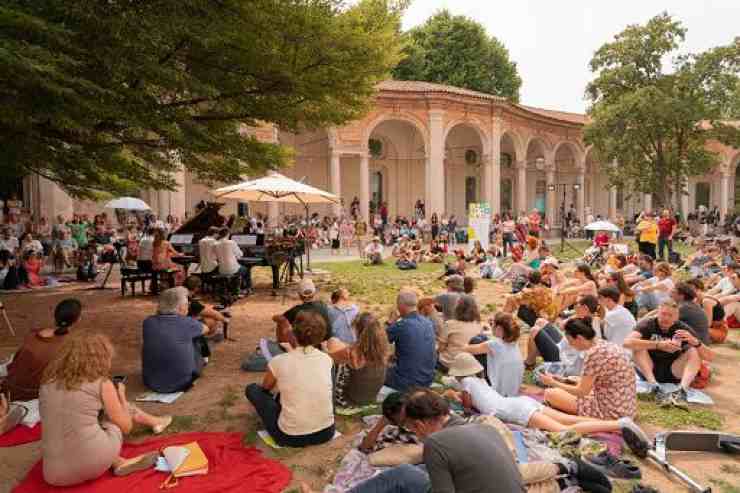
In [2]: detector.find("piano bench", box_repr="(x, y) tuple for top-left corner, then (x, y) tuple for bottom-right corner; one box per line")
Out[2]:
(120, 268), (154, 297)
(212, 273), (240, 306)
(152, 269), (178, 294)
(194, 271), (216, 293)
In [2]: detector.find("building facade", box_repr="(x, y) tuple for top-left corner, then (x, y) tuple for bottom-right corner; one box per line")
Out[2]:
(16, 80), (740, 226)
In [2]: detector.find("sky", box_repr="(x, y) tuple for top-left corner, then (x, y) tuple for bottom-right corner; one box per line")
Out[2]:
(401, 0), (739, 114)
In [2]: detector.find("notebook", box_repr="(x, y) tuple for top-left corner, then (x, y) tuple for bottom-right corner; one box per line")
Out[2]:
(162, 442), (208, 478)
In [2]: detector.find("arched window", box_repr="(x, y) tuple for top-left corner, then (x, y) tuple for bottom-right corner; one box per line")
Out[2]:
(695, 182), (711, 209)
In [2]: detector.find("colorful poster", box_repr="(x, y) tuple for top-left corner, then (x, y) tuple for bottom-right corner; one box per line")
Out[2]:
(467, 202), (491, 251)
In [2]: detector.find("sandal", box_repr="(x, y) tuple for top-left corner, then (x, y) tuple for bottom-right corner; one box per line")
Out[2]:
(0, 404), (28, 435)
(113, 451), (160, 476)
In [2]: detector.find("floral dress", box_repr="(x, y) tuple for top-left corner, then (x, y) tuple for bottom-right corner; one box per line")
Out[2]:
(577, 340), (637, 420)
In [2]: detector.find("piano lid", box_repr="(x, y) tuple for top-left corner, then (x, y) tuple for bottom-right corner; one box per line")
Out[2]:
(170, 202), (227, 243)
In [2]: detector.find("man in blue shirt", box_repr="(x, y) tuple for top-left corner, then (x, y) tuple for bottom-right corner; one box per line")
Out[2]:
(142, 287), (210, 393)
(385, 290), (437, 391)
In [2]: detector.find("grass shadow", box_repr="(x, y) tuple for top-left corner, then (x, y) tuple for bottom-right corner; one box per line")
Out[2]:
(637, 394), (723, 430)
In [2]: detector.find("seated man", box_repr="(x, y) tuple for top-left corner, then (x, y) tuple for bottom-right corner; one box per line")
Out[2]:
(434, 274), (464, 321)
(672, 282), (712, 349)
(385, 290), (437, 392)
(213, 227), (250, 293)
(142, 287), (211, 393)
(2, 299), (82, 400)
(183, 275), (229, 336)
(623, 300), (711, 407)
(197, 226), (219, 275)
(273, 278), (332, 349)
(623, 255), (654, 286)
(364, 236), (384, 265)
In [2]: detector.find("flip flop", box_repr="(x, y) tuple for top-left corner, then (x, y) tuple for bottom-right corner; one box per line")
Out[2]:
(113, 451), (160, 476)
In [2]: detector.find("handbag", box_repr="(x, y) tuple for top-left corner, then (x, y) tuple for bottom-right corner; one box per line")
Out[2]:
(160, 441), (208, 489)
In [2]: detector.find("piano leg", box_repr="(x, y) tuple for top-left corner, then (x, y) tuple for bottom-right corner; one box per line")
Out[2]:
(271, 265), (280, 290)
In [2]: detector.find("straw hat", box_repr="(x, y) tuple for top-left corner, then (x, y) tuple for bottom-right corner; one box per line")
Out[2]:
(447, 353), (484, 377)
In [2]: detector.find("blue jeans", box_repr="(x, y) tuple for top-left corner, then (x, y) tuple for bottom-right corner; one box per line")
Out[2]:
(350, 464), (430, 493)
(658, 238), (672, 261)
(637, 291), (660, 312)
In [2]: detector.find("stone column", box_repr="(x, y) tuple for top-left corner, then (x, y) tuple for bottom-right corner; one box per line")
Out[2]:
(329, 151), (341, 216)
(428, 110), (445, 216)
(643, 194), (653, 213)
(720, 173), (730, 221)
(576, 169), (585, 223)
(516, 161), (527, 214)
(38, 177), (74, 222)
(489, 117), (502, 215)
(545, 168), (556, 227)
(608, 159), (618, 220)
(157, 189), (169, 219)
(360, 153), (370, 222)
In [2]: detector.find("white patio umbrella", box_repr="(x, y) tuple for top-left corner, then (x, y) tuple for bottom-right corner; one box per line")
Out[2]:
(212, 173), (340, 270)
(212, 173), (339, 205)
(104, 197), (151, 211)
(584, 220), (621, 232)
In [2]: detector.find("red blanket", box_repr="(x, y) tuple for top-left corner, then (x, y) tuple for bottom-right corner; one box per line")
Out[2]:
(13, 432), (292, 493)
(0, 424), (42, 447)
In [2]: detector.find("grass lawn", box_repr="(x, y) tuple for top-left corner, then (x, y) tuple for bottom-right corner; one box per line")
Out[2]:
(312, 259), (446, 308)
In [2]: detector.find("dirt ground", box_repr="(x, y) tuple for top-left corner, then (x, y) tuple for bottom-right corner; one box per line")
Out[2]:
(1, 270), (740, 493)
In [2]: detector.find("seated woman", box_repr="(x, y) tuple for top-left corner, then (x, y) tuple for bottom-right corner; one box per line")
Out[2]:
(465, 313), (524, 397)
(541, 318), (637, 421)
(2, 299), (82, 401)
(245, 311), (335, 447)
(687, 278), (728, 344)
(444, 353), (648, 455)
(20, 232), (44, 256)
(466, 240), (486, 264)
(39, 334), (171, 486)
(23, 251), (47, 287)
(605, 271), (638, 318)
(498, 245), (533, 282)
(50, 229), (78, 275)
(437, 295), (484, 370)
(502, 270), (559, 327)
(524, 236), (541, 269)
(151, 228), (183, 285)
(329, 312), (390, 408)
(634, 261), (674, 312)
(423, 239), (445, 263)
(327, 288), (360, 345)
(440, 249), (466, 278)
(553, 264), (598, 313)
(395, 250), (418, 270)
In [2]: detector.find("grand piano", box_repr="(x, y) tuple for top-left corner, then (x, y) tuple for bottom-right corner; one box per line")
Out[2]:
(169, 203), (303, 290)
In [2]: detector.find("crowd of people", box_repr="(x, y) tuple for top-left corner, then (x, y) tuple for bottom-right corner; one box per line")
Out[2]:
(2, 200), (739, 491)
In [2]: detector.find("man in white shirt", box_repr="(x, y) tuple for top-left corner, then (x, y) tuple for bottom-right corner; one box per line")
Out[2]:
(198, 226), (219, 275)
(364, 236), (384, 265)
(598, 286), (636, 347)
(706, 263), (738, 296)
(214, 227), (250, 291)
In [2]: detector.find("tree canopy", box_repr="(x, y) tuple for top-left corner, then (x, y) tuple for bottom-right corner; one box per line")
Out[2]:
(0, 0), (408, 199)
(392, 10), (522, 101)
(584, 13), (740, 207)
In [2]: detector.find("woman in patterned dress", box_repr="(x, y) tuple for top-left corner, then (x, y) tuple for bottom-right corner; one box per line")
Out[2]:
(541, 318), (637, 420)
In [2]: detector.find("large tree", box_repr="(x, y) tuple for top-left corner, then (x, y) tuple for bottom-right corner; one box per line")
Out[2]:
(393, 10), (522, 101)
(0, 0), (407, 199)
(584, 13), (740, 208)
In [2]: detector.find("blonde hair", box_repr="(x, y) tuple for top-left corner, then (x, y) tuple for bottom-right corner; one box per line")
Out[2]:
(42, 334), (114, 391)
(353, 312), (391, 367)
(655, 262), (672, 277)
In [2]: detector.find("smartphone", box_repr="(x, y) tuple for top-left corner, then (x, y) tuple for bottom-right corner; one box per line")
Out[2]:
(112, 375), (128, 386)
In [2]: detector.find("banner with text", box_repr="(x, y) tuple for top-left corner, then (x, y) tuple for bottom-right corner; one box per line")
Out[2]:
(467, 202), (491, 251)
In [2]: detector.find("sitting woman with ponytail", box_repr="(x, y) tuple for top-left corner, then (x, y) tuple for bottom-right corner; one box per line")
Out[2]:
(2, 298), (83, 401)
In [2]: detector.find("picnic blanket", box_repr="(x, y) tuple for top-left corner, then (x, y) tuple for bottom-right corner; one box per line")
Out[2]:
(0, 423), (41, 447)
(13, 432), (291, 493)
(636, 379), (715, 405)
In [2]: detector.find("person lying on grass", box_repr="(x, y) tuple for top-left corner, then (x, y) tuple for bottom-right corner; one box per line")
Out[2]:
(443, 353), (649, 459)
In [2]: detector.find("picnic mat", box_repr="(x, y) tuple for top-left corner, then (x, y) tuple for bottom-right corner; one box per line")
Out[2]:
(13, 432), (292, 493)
(0, 423), (41, 447)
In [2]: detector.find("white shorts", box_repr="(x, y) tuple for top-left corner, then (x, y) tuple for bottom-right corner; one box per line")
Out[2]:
(495, 396), (543, 427)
